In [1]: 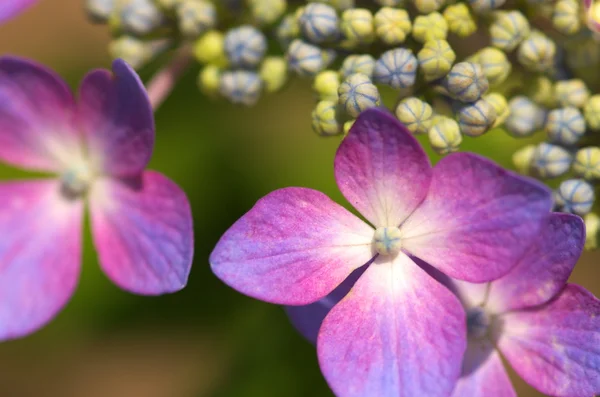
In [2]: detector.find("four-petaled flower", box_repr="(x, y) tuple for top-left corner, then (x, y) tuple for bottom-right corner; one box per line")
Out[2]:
(211, 107), (553, 396)
(0, 0), (38, 24)
(0, 57), (194, 340)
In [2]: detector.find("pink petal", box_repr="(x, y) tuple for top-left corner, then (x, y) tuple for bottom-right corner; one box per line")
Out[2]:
(0, 56), (81, 171)
(451, 341), (516, 397)
(0, 0), (38, 23)
(498, 284), (600, 397)
(486, 213), (585, 313)
(334, 107), (432, 228)
(89, 171), (194, 295)
(317, 254), (466, 397)
(401, 153), (553, 282)
(0, 180), (82, 340)
(210, 187), (375, 305)
(78, 59), (154, 177)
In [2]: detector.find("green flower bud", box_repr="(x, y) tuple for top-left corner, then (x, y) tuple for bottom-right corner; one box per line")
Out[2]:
(260, 56), (288, 93)
(545, 107), (586, 145)
(248, 0), (286, 26)
(224, 26), (267, 68)
(340, 54), (376, 79)
(219, 70), (263, 106)
(532, 142), (572, 178)
(176, 0), (216, 38)
(299, 2), (340, 43)
(340, 8), (375, 44)
(413, 12), (448, 43)
(505, 96), (545, 137)
(413, 0), (445, 14)
(374, 7), (412, 45)
(555, 79), (590, 108)
(194, 30), (227, 66)
(555, 179), (595, 216)
(517, 32), (556, 72)
(573, 147), (600, 180)
(525, 76), (557, 108)
(314, 70), (341, 101)
(444, 62), (489, 103)
(343, 120), (355, 134)
(418, 39), (456, 81)
(395, 97), (434, 134)
(85, 0), (114, 23)
(443, 4), (477, 37)
(276, 14), (300, 48)
(338, 73), (381, 118)
(471, 47), (511, 87)
(429, 116), (462, 154)
(116, 0), (164, 36)
(584, 213), (600, 250)
(490, 11), (530, 51)
(312, 100), (344, 136)
(456, 98), (497, 137)
(553, 0), (581, 35)
(484, 92), (510, 127)
(584, 95), (600, 130)
(198, 64), (221, 98)
(512, 144), (536, 174)
(287, 39), (328, 77)
(373, 48), (418, 89)
(109, 36), (169, 70)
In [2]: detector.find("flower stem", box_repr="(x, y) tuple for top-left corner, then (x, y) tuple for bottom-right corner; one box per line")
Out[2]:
(146, 45), (193, 111)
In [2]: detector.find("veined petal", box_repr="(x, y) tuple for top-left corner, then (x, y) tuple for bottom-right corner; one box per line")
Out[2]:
(317, 254), (465, 397)
(451, 341), (516, 397)
(0, 56), (81, 171)
(334, 107), (432, 228)
(498, 284), (600, 397)
(486, 213), (585, 313)
(78, 59), (154, 177)
(0, 180), (82, 340)
(210, 187), (375, 305)
(401, 153), (553, 282)
(89, 171), (194, 295)
(0, 0), (37, 23)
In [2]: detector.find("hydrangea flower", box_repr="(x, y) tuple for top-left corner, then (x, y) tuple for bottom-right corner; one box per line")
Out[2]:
(0, 57), (194, 341)
(211, 107), (553, 396)
(0, 0), (37, 23)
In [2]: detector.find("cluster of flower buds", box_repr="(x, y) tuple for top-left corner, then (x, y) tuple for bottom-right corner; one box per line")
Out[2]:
(87, 0), (600, 248)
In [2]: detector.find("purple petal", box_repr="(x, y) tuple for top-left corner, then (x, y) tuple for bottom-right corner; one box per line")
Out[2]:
(451, 340), (516, 397)
(210, 187), (375, 305)
(89, 171), (194, 295)
(317, 254), (466, 397)
(0, 180), (82, 340)
(78, 59), (154, 177)
(334, 107), (432, 228)
(498, 284), (600, 397)
(0, 56), (81, 171)
(285, 265), (367, 345)
(0, 0), (37, 23)
(401, 153), (553, 282)
(486, 213), (584, 313)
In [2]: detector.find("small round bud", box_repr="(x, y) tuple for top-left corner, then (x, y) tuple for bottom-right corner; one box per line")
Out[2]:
(109, 36), (169, 69)
(525, 76), (557, 108)
(417, 39), (456, 81)
(395, 97), (434, 134)
(468, 0), (506, 13)
(429, 116), (462, 154)
(505, 96), (545, 137)
(555, 79), (590, 108)
(260, 56), (288, 92)
(314, 70), (340, 101)
(312, 100), (343, 136)
(219, 70), (263, 106)
(338, 73), (381, 118)
(248, 0), (286, 25)
(545, 107), (586, 145)
(517, 32), (556, 72)
(373, 48), (418, 89)
(287, 39), (328, 77)
(299, 3), (340, 43)
(413, 12), (448, 43)
(584, 213), (600, 250)
(555, 179), (595, 215)
(443, 4), (477, 37)
(118, 0), (164, 35)
(444, 62), (488, 103)
(340, 8), (375, 44)
(413, 0), (445, 14)
(198, 64), (221, 97)
(374, 7), (412, 45)
(224, 26), (267, 68)
(553, 0), (581, 35)
(512, 144), (536, 174)
(584, 95), (600, 130)
(343, 120), (355, 134)
(471, 47), (510, 87)
(176, 0), (216, 38)
(340, 54), (376, 79)
(276, 14), (300, 48)
(532, 142), (573, 178)
(85, 0), (114, 23)
(456, 98), (497, 137)
(490, 11), (530, 51)
(573, 147), (600, 180)
(484, 93), (509, 127)
(194, 30), (227, 66)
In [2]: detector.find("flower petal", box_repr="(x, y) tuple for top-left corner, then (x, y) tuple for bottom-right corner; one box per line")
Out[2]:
(89, 171), (194, 295)
(486, 213), (585, 313)
(0, 180), (82, 340)
(317, 254), (466, 397)
(0, 0), (37, 23)
(78, 59), (154, 177)
(401, 153), (553, 282)
(451, 341), (516, 397)
(498, 284), (600, 397)
(334, 107), (432, 228)
(210, 187), (375, 305)
(0, 56), (81, 171)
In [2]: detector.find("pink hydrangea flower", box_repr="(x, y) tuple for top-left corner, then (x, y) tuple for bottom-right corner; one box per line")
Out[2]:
(211, 108), (553, 396)
(0, 57), (194, 341)
(0, 0), (38, 23)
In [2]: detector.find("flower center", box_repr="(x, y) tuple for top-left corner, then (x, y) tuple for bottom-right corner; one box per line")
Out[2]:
(373, 227), (402, 256)
(466, 307), (492, 340)
(60, 161), (95, 199)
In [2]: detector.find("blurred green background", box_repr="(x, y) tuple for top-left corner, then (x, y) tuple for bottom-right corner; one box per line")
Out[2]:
(0, 2), (599, 396)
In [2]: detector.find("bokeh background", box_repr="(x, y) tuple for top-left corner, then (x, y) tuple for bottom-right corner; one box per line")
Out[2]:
(0, 1), (598, 396)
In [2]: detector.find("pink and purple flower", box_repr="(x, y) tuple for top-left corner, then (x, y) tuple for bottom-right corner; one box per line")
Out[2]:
(0, 56), (194, 341)
(0, 0), (38, 23)
(211, 107), (553, 396)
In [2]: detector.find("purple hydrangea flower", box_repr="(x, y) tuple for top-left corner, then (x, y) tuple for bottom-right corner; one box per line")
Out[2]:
(211, 107), (553, 396)
(0, 0), (38, 23)
(0, 57), (194, 341)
